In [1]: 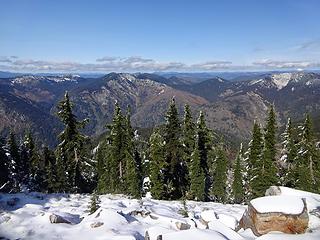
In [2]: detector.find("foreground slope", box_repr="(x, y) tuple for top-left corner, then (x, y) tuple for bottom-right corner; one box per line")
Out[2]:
(0, 187), (320, 240)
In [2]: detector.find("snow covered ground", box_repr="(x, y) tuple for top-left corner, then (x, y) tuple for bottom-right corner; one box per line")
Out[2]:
(0, 187), (320, 240)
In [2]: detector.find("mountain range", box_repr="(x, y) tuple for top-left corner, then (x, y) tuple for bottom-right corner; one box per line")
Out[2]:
(0, 71), (319, 147)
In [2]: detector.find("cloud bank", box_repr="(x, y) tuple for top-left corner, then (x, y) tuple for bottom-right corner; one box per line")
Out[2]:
(0, 56), (319, 72)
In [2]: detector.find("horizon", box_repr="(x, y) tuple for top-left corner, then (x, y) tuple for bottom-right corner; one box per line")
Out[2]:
(1, 0), (320, 72)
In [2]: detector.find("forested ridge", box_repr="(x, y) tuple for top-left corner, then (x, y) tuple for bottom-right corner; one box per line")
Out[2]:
(1, 92), (320, 204)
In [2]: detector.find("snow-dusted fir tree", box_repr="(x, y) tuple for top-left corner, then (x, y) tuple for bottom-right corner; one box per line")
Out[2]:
(88, 190), (100, 214)
(232, 143), (245, 203)
(98, 103), (127, 194)
(246, 121), (263, 200)
(182, 104), (196, 192)
(98, 103), (142, 197)
(124, 108), (142, 198)
(149, 130), (166, 199)
(163, 98), (187, 199)
(279, 118), (297, 187)
(0, 137), (10, 192)
(7, 132), (20, 192)
(210, 146), (228, 203)
(23, 132), (47, 192)
(295, 114), (319, 192)
(55, 91), (91, 193)
(189, 135), (206, 201)
(258, 105), (279, 195)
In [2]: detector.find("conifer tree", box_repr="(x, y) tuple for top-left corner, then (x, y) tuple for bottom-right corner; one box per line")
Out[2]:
(44, 147), (59, 193)
(197, 111), (211, 196)
(88, 191), (100, 214)
(246, 121), (263, 199)
(55, 91), (90, 193)
(182, 104), (195, 189)
(232, 144), (245, 203)
(163, 98), (186, 199)
(256, 105), (278, 196)
(296, 114), (319, 192)
(24, 132), (46, 191)
(188, 111), (211, 201)
(188, 137), (206, 201)
(280, 118), (298, 187)
(0, 137), (10, 192)
(149, 131), (166, 199)
(98, 103), (126, 193)
(210, 146), (228, 202)
(7, 132), (21, 191)
(124, 108), (142, 198)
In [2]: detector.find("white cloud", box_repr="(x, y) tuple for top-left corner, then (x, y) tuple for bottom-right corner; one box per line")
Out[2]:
(1, 55), (320, 72)
(252, 59), (320, 69)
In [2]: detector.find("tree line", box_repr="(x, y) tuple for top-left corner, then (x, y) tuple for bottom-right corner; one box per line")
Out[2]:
(0, 92), (319, 203)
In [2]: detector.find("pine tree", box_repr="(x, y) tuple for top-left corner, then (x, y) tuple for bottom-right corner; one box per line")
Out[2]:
(246, 121), (263, 200)
(149, 131), (166, 199)
(280, 118), (298, 187)
(124, 108), (142, 198)
(55, 91), (90, 193)
(188, 111), (210, 201)
(188, 137), (206, 201)
(232, 144), (245, 203)
(88, 191), (100, 214)
(210, 146), (228, 202)
(0, 137), (10, 192)
(7, 132), (21, 191)
(255, 106), (278, 197)
(163, 98), (187, 199)
(43, 147), (58, 193)
(24, 132), (46, 191)
(296, 114), (319, 192)
(182, 104), (195, 190)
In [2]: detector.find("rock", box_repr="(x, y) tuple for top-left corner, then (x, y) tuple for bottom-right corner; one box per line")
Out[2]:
(90, 221), (104, 228)
(6, 197), (19, 207)
(49, 214), (72, 224)
(265, 186), (281, 196)
(216, 213), (238, 230)
(175, 221), (191, 230)
(200, 210), (218, 229)
(129, 209), (151, 218)
(238, 197), (309, 236)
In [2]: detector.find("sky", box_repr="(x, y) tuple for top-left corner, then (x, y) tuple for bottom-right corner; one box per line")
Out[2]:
(0, 0), (320, 72)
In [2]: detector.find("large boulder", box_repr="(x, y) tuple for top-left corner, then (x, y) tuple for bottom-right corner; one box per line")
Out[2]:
(49, 214), (72, 224)
(238, 196), (309, 236)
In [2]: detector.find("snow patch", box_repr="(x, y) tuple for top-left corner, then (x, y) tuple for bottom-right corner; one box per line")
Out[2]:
(251, 195), (305, 214)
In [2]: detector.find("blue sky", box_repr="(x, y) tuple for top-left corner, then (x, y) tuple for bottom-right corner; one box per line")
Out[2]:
(0, 0), (320, 72)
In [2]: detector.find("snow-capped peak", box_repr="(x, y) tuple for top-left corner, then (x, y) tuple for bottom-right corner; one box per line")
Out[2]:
(271, 73), (292, 90)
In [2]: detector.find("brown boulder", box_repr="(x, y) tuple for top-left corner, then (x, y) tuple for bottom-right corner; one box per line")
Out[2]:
(238, 197), (309, 236)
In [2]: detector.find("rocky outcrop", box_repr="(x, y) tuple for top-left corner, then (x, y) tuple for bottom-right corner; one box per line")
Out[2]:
(238, 197), (309, 236)
(175, 221), (191, 230)
(49, 214), (72, 224)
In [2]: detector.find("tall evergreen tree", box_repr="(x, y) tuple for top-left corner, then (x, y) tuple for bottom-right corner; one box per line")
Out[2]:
(55, 91), (91, 193)
(188, 136), (206, 201)
(149, 131), (166, 199)
(0, 137), (10, 192)
(280, 118), (298, 187)
(296, 114), (319, 192)
(232, 144), (245, 203)
(188, 111), (211, 201)
(246, 121), (263, 200)
(163, 98), (187, 199)
(43, 147), (58, 193)
(124, 108), (142, 198)
(98, 103), (126, 193)
(182, 105), (195, 167)
(210, 146), (228, 202)
(7, 132), (21, 191)
(257, 105), (278, 196)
